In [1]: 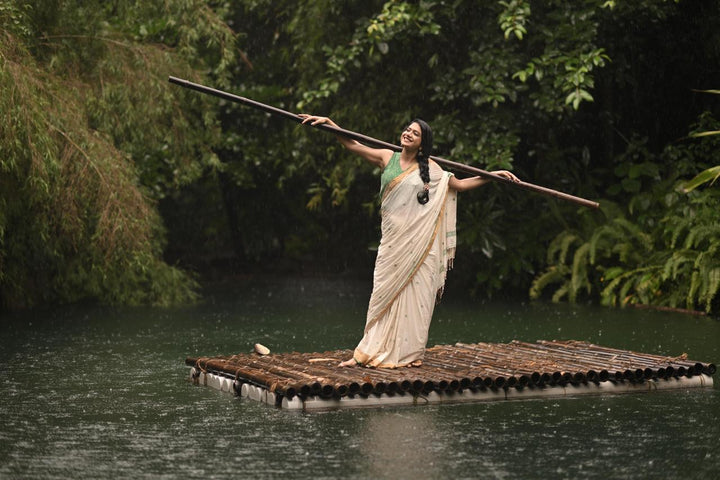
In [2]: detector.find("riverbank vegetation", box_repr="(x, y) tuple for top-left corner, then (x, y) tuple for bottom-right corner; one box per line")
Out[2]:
(1, 1), (718, 313)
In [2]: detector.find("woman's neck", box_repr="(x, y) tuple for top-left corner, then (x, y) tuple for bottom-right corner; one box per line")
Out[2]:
(400, 148), (418, 167)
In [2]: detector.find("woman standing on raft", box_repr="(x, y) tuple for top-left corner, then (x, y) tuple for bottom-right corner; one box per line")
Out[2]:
(300, 114), (519, 368)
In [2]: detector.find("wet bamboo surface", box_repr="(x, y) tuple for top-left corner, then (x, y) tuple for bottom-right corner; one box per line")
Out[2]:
(186, 340), (716, 402)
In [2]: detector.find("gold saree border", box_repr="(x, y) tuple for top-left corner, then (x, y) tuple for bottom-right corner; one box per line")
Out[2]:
(381, 162), (418, 204)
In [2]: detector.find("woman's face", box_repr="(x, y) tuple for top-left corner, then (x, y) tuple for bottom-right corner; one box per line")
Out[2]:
(400, 122), (422, 151)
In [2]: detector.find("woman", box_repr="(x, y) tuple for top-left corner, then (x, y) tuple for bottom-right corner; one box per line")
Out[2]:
(300, 114), (519, 368)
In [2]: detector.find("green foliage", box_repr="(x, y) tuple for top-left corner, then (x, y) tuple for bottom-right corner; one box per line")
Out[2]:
(683, 91), (720, 192)
(0, 1), (32, 40)
(297, 1), (441, 110)
(200, 0), (720, 305)
(225, 0), (628, 295)
(498, 1), (531, 41)
(531, 119), (720, 313)
(0, 0), (244, 307)
(3, 0), (720, 313)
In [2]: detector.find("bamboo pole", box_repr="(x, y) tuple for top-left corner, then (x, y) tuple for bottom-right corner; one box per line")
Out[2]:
(426, 346), (532, 388)
(287, 352), (407, 395)
(454, 342), (617, 385)
(168, 76), (600, 209)
(449, 343), (566, 382)
(510, 341), (696, 381)
(231, 355), (343, 398)
(534, 340), (707, 376)
(496, 344), (610, 383)
(505, 342), (641, 381)
(541, 340), (715, 375)
(191, 356), (307, 398)
(270, 353), (373, 395)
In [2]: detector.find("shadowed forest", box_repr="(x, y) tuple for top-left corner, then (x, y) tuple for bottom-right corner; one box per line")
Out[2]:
(1, 0), (719, 313)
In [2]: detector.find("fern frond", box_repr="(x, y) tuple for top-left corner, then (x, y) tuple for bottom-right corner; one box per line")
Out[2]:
(529, 266), (569, 300)
(663, 250), (695, 280)
(686, 270), (701, 311)
(667, 215), (693, 248)
(612, 217), (643, 237)
(570, 242), (591, 301)
(635, 271), (661, 304)
(685, 224), (720, 249)
(552, 285), (569, 303)
(589, 225), (617, 264)
(600, 266), (657, 308)
(557, 233), (580, 265)
(600, 270), (635, 307)
(546, 232), (577, 264)
(619, 276), (637, 306)
(601, 266), (625, 282)
(702, 267), (720, 312)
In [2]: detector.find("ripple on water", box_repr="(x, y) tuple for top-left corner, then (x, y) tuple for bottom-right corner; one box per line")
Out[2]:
(0, 279), (718, 479)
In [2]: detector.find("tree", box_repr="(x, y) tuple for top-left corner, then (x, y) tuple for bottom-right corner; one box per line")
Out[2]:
(0, 0), (240, 307)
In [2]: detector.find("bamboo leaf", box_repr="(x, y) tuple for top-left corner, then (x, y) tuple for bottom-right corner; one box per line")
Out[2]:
(688, 130), (720, 138)
(692, 89), (720, 95)
(682, 166), (720, 192)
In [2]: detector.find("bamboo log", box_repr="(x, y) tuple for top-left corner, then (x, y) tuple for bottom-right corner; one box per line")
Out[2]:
(422, 353), (519, 388)
(535, 340), (710, 377)
(511, 341), (646, 371)
(282, 351), (428, 395)
(541, 340), (700, 368)
(500, 343), (614, 379)
(504, 342), (641, 382)
(168, 76), (600, 209)
(455, 342), (619, 385)
(450, 343), (572, 385)
(231, 353), (355, 398)
(276, 352), (418, 395)
(223, 354), (345, 397)
(193, 357), (306, 398)
(249, 353), (358, 395)
(527, 342), (693, 380)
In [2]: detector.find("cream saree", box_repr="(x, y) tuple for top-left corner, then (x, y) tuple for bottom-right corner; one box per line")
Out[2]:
(353, 157), (457, 368)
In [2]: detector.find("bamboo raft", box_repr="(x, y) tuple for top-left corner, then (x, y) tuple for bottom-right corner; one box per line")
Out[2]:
(186, 340), (716, 411)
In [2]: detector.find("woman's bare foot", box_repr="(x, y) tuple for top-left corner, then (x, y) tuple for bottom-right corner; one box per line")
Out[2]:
(408, 360), (423, 368)
(338, 358), (359, 367)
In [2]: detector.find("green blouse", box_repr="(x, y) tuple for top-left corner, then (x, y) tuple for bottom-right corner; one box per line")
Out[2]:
(380, 152), (403, 198)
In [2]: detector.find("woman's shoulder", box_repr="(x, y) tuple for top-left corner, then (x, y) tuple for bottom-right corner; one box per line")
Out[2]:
(428, 158), (444, 172)
(428, 159), (454, 179)
(382, 150), (399, 168)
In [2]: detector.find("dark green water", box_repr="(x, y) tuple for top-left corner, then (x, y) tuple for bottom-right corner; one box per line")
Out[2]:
(1, 276), (718, 479)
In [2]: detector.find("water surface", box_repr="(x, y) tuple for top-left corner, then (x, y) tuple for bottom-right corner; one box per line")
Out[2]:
(1, 276), (718, 479)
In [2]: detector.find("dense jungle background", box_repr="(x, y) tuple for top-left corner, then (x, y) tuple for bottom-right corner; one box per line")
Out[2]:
(1, 0), (719, 313)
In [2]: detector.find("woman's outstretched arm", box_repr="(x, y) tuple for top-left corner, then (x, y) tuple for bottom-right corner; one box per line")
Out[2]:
(449, 170), (520, 192)
(299, 114), (393, 168)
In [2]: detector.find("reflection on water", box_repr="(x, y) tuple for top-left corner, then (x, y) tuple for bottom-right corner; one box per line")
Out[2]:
(0, 275), (718, 479)
(357, 411), (442, 479)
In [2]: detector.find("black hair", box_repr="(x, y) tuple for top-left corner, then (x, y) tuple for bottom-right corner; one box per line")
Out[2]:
(411, 118), (433, 204)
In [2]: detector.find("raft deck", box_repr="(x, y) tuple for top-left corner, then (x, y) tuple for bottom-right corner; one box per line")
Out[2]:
(186, 340), (715, 411)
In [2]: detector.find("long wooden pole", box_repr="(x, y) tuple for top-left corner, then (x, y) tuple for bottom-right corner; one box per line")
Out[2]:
(168, 76), (600, 209)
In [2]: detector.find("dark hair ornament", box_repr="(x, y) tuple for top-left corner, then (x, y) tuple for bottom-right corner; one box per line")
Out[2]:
(417, 183), (430, 204)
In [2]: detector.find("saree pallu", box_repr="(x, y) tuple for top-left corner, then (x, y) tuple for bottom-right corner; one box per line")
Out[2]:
(354, 160), (457, 368)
